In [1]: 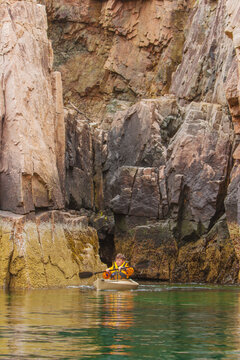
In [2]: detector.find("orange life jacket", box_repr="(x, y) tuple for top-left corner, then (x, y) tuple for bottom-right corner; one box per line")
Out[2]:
(103, 261), (134, 280)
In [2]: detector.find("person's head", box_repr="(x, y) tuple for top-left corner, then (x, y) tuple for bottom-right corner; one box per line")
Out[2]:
(115, 253), (126, 266)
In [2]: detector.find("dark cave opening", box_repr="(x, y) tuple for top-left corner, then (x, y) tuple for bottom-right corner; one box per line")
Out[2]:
(98, 232), (116, 267)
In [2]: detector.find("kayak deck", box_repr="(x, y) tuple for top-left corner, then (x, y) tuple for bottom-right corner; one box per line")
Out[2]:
(93, 278), (139, 291)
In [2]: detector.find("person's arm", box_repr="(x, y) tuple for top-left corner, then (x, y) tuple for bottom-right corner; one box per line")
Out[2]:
(119, 262), (134, 278)
(103, 265), (113, 279)
(125, 266), (134, 278)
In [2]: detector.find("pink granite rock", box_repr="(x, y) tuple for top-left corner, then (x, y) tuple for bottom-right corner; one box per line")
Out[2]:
(0, 1), (65, 214)
(171, 0), (234, 105)
(42, 0), (195, 121)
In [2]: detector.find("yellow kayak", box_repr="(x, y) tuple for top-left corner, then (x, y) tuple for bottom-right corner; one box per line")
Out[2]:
(93, 278), (139, 291)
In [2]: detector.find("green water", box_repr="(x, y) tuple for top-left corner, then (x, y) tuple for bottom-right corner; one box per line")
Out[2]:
(1, 283), (240, 359)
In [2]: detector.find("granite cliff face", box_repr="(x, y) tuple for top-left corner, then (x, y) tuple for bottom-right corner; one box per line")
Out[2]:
(224, 0), (240, 272)
(0, 0), (104, 288)
(48, 0), (240, 283)
(102, 96), (238, 282)
(0, 0), (65, 214)
(43, 0), (197, 120)
(1, 0), (240, 287)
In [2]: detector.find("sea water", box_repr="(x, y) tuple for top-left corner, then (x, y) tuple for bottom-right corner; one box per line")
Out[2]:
(0, 283), (240, 359)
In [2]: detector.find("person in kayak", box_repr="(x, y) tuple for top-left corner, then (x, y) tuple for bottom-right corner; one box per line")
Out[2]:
(103, 253), (134, 280)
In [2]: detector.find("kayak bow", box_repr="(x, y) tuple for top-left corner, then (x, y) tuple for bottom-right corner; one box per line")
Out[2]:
(93, 278), (139, 291)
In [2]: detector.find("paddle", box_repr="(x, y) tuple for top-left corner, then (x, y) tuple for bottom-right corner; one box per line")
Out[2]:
(79, 267), (132, 279)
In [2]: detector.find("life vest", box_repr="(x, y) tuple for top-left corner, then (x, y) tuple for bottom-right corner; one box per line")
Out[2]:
(103, 261), (134, 280)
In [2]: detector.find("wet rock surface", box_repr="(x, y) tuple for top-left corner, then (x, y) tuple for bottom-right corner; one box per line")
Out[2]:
(113, 215), (239, 283)
(0, 210), (104, 289)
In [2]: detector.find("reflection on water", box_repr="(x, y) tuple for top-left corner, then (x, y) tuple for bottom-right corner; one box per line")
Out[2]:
(101, 292), (134, 329)
(1, 284), (240, 359)
(101, 292), (134, 356)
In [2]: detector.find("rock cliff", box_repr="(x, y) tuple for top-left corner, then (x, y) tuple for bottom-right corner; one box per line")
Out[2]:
(47, 0), (240, 282)
(1, 0), (240, 287)
(0, 0), (105, 288)
(224, 0), (240, 273)
(0, 0), (65, 214)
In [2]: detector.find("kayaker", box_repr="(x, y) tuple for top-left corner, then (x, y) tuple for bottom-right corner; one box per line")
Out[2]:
(103, 253), (134, 280)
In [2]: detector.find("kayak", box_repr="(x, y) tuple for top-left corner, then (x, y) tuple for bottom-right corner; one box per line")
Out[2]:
(93, 278), (139, 291)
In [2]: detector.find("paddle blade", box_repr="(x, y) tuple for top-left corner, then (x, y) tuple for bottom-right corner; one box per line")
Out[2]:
(79, 271), (94, 279)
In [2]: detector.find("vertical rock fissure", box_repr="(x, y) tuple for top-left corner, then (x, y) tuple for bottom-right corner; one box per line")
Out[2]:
(6, 5), (16, 32)
(5, 228), (15, 289)
(98, 231), (115, 267)
(36, 219), (49, 287)
(208, 142), (234, 231)
(157, 168), (161, 220)
(92, 128), (97, 212)
(128, 167), (138, 214)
